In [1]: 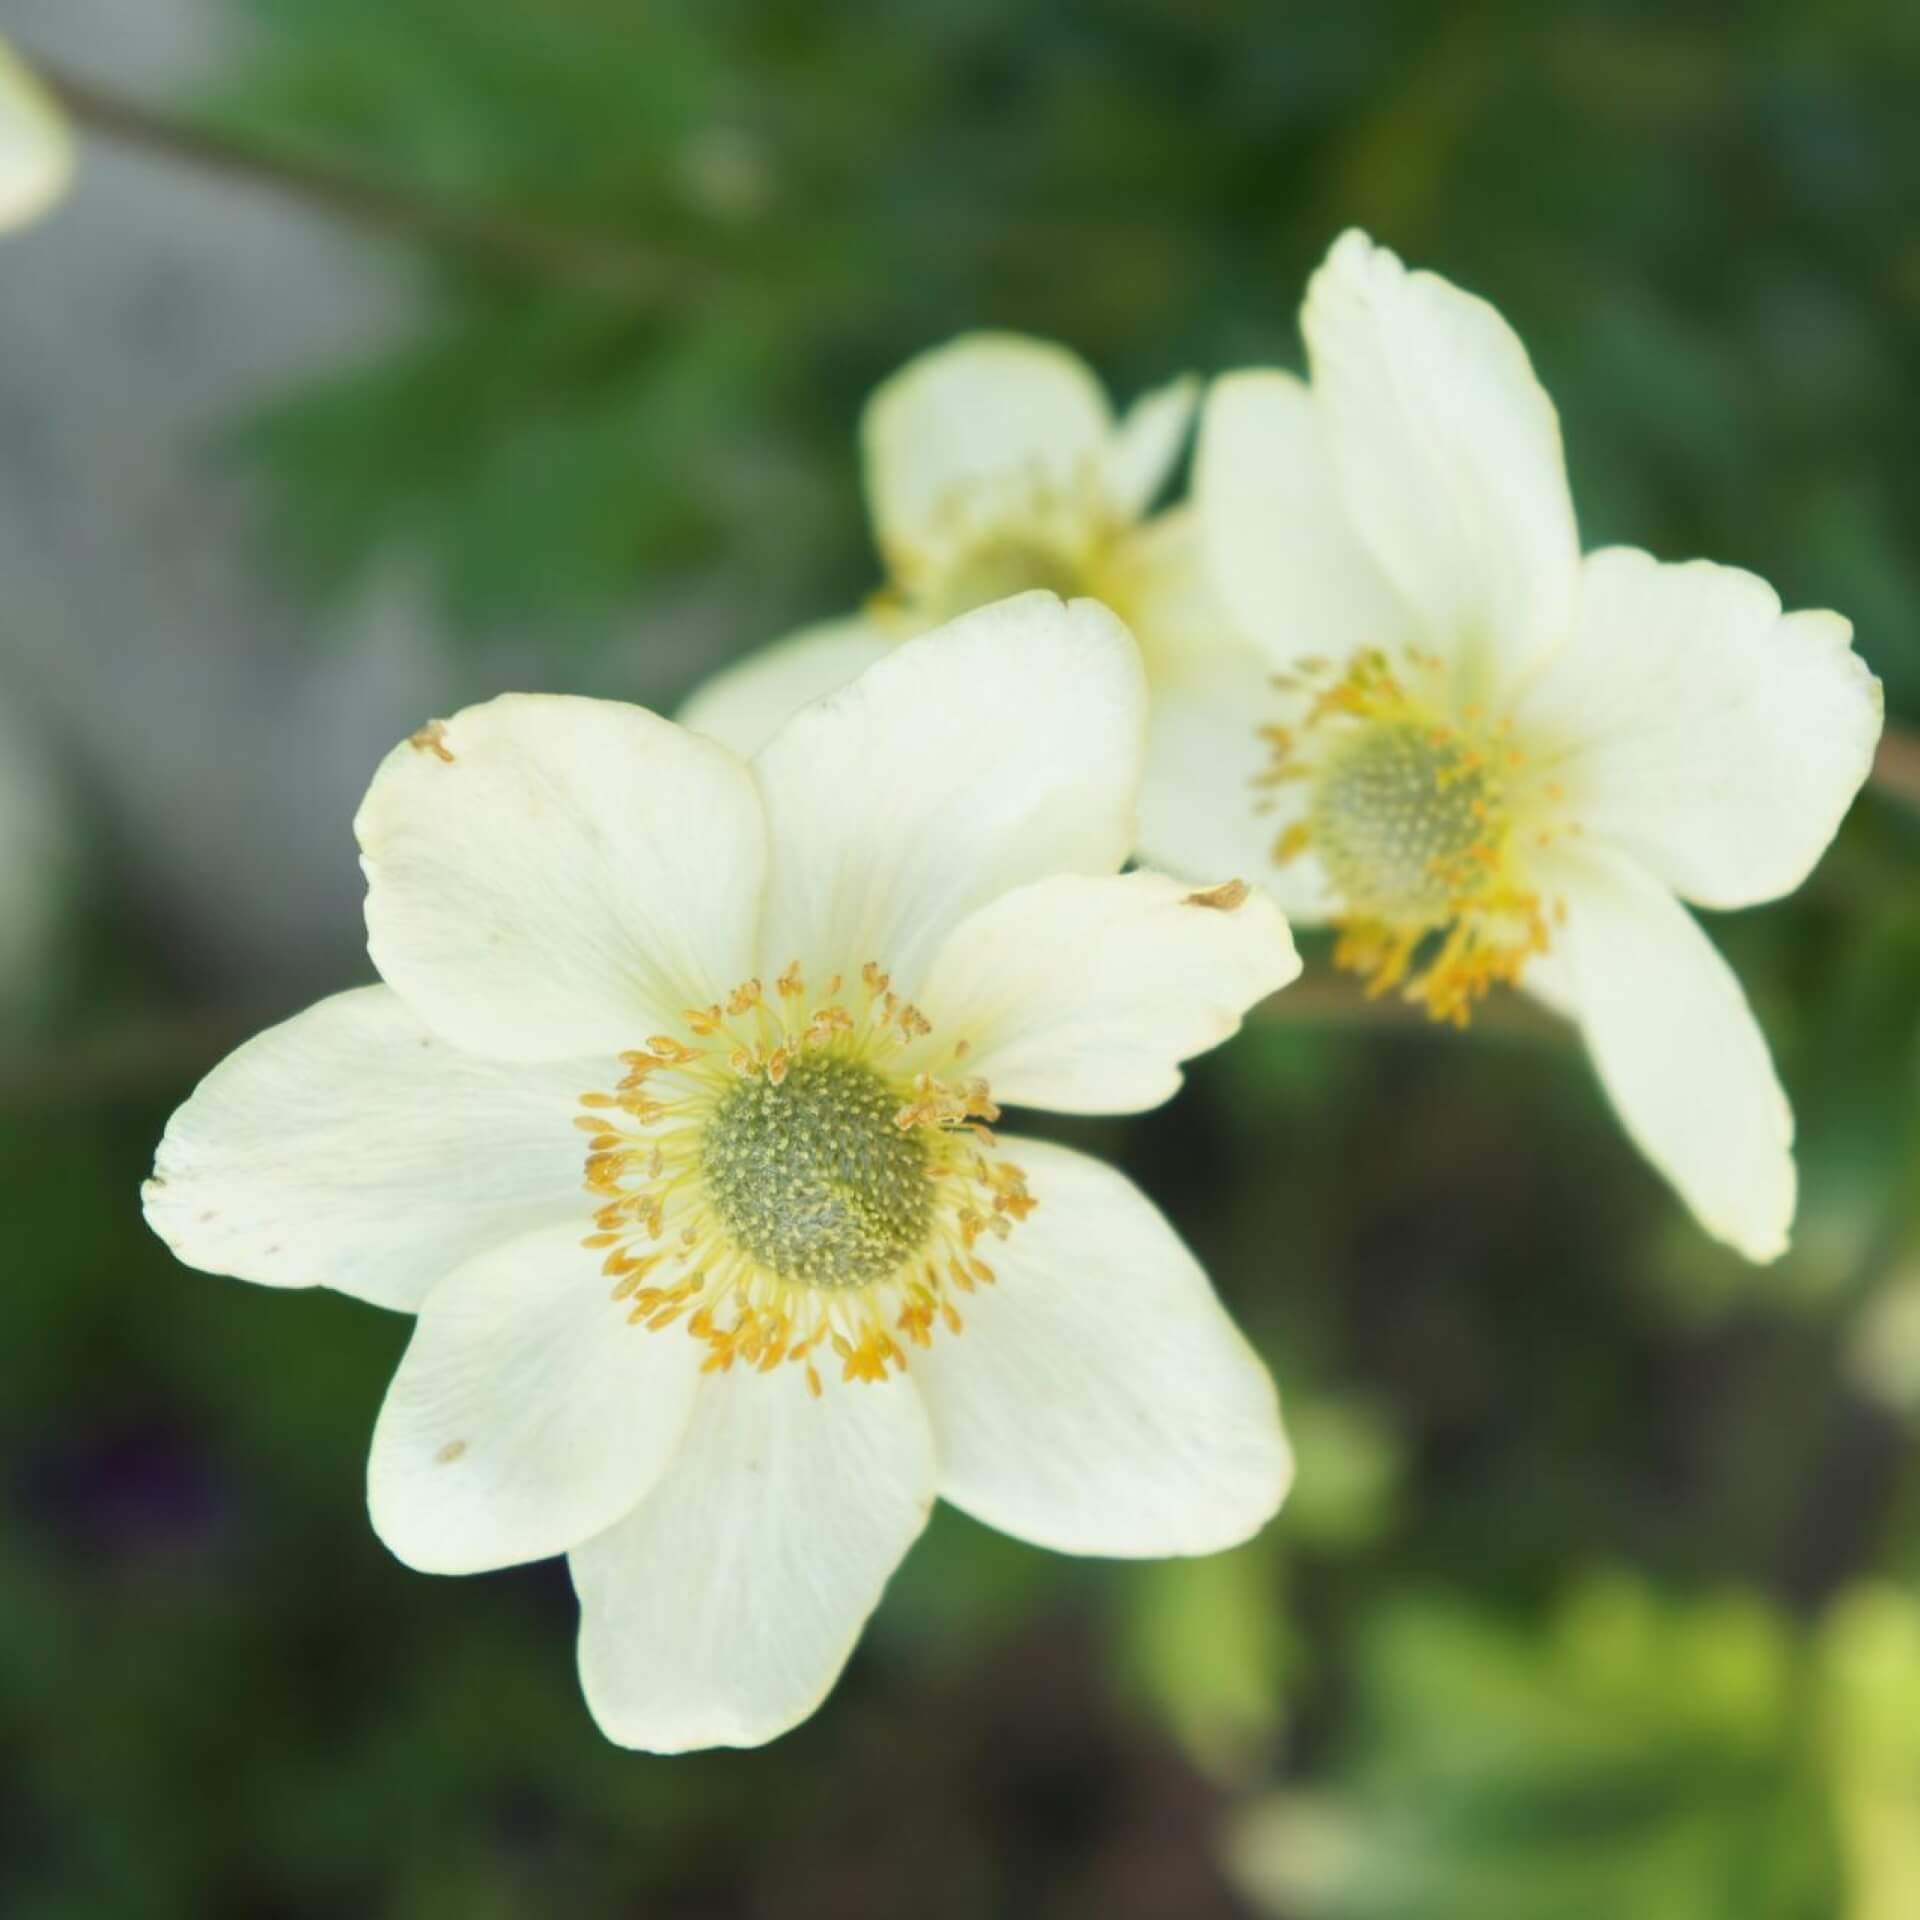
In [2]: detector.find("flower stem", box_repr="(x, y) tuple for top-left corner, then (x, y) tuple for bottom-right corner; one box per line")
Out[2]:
(1872, 729), (1920, 816)
(31, 53), (683, 296)
(1251, 971), (1568, 1043)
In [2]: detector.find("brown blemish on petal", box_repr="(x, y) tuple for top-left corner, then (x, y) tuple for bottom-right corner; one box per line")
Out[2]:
(435, 1440), (468, 1465)
(409, 720), (455, 763)
(1185, 878), (1250, 912)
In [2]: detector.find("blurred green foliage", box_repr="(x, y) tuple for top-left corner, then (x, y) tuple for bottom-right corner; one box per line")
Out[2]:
(211, 0), (1920, 706)
(7, 1), (1920, 1914)
(1231, 1575), (1920, 1919)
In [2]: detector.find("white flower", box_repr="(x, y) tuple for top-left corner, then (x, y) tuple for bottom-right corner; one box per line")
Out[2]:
(1192, 230), (1883, 1264)
(143, 593), (1300, 1752)
(680, 332), (1269, 870)
(0, 38), (74, 234)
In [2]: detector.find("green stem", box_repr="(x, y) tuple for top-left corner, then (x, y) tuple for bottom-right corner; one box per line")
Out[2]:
(31, 53), (683, 296)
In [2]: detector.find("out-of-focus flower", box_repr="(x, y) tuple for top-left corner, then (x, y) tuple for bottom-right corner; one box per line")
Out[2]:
(1843, 1265), (1920, 1415)
(1226, 1792), (1367, 1916)
(143, 594), (1299, 1752)
(1194, 230), (1883, 1262)
(0, 38), (75, 232)
(681, 332), (1272, 873)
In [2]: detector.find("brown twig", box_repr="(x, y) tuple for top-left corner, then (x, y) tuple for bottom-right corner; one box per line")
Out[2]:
(1253, 968), (1568, 1044)
(31, 55), (684, 297)
(1872, 728), (1920, 815)
(0, 1007), (284, 1109)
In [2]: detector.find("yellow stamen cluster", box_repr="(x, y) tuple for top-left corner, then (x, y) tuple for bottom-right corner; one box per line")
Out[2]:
(576, 961), (1035, 1397)
(881, 461), (1111, 626)
(1257, 649), (1558, 1027)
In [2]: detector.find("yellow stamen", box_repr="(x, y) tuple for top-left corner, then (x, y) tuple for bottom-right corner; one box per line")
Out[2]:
(573, 959), (1031, 1397)
(1257, 649), (1559, 1024)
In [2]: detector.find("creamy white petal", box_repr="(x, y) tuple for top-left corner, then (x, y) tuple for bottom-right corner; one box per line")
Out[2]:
(1302, 230), (1580, 697)
(1516, 548), (1882, 909)
(751, 593), (1146, 988)
(143, 986), (592, 1312)
(1515, 941), (1580, 1024)
(917, 870), (1299, 1114)
(368, 1222), (705, 1574)
(678, 616), (893, 762)
(0, 40), (73, 233)
(1136, 649), (1339, 921)
(1196, 368), (1416, 670)
(862, 333), (1112, 575)
(572, 1366), (934, 1752)
(1102, 374), (1200, 521)
(1097, 504), (1249, 682)
(357, 694), (768, 1063)
(913, 1139), (1291, 1556)
(1542, 841), (1795, 1262)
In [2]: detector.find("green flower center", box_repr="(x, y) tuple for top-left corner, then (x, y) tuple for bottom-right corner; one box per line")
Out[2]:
(1306, 719), (1498, 927)
(929, 538), (1088, 619)
(700, 1052), (933, 1290)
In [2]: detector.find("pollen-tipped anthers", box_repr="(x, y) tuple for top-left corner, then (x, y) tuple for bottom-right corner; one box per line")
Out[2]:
(1310, 716), (1495, 924)
(703, 1054), (933, 1290)
(1259, 648), (1558, 1026)
(863, 334), (1154, 630)
(880, 464), (1111, 627)
(575, 960), (1034, 1396)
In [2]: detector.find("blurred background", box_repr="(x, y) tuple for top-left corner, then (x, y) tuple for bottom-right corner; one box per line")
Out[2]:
(2, 1), (1919, 1914)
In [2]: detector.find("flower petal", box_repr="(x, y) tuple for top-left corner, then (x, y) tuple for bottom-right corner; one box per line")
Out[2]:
(913, 1139), (1291, 1556)
(917, 871), (1299, 1114)
(1542, 841), (1795, 1262)
(357, 694), (768, 1063)
(1090, 510), (1309, 886)
(1135, 648), (1339, 922)
(862, 333), (1112, 577)
(1196, 368), (1416, 671)
(0, 39), (73, 233)
(143, 986), (592, 1312)
(368, 1222), (705, 1574)
(1516, 941), (1579, 1023)
(750, 593), (1146, 988)
(1301, 230), (1580, 697)
(1103, 374), (1199, 521)
(678, 616), (893, 762)
(572, 1367), (934, 1751)
(1515, 548), (1882, 909)
(1097, 505), (1246, 680)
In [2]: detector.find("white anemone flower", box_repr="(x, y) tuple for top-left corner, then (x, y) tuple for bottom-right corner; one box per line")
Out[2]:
(0, 38), (74, 233)
(1192, 230), (1883, 1264)
(143, 594), (1300, 1752)
(681, 332), (1267, 860)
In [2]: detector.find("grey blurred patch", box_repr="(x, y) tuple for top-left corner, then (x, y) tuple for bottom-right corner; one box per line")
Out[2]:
(0, 0), (436, 997)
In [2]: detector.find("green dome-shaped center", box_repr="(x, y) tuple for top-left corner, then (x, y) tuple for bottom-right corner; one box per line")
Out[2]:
(1308, 720), (1497, 927)
(701, 1053), (933, 1290)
